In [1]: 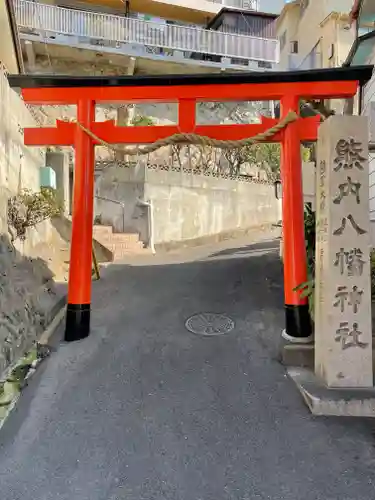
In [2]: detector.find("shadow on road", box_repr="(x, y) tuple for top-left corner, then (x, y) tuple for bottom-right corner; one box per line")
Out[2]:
(208, 239), (280, 259)
(1, 238), (375, 500)
(95, 241), (284, 358)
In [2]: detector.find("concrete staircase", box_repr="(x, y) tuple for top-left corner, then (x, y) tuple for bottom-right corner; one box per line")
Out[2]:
(93, 225), (148, 261)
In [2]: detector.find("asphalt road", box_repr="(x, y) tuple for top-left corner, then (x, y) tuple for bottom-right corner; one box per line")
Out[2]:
(1, 234), (375, 500)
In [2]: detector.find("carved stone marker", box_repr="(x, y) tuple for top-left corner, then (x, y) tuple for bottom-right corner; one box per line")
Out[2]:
(315, 116), (373, 388)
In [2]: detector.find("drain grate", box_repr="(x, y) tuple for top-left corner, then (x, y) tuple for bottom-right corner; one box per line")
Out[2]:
(185, 313), (235, 336)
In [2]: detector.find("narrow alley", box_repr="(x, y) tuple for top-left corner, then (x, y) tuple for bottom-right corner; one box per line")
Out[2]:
(0, 233), (374, 500)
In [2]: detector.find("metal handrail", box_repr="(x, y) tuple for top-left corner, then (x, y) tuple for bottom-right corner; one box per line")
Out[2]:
(14, 0), (279, 63)
(95, 195), (126, 233)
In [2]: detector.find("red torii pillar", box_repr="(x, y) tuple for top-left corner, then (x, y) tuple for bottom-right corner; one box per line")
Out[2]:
(281, 94), (312, 341)
(7, 70), (368, 343)
(65, 99), (96, 339)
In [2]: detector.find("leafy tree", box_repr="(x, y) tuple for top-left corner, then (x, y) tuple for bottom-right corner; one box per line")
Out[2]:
(302, 145), (313, 162)
(246, 143), (312, 182)
(222, 147), (251, 176)
(255, 143), (281, 182)
(131, 115), (155, 127)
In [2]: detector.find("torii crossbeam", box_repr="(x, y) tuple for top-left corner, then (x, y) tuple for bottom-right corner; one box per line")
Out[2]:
(8, 66), (373, 343)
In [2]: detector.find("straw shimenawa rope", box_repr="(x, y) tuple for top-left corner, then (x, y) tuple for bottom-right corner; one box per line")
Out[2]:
(70, 110), (299, 156)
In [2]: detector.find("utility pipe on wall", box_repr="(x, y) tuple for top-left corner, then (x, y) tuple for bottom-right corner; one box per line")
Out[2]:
(137, 198), (156, 254)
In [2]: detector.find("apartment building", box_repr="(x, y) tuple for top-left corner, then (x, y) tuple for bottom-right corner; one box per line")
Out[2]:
(59, 0), (258, 25)
(276, 0), (355, 71)
(14, 0), (279, 75)
(347, 0), (375, 71)
(345, 0), (375, 232)
(1, 0), (23, 73)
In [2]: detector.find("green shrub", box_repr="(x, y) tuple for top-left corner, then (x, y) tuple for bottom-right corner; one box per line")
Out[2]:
(8, 187), (62, 241)
(295, 205), (375, 320)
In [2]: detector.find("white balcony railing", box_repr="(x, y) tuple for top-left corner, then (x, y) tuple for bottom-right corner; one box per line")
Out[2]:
(209, 0), (259, 10)
(14, 0), (279, 64)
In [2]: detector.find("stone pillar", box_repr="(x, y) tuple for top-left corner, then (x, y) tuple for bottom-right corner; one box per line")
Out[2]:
(46, 151), (70, 216)
(24, 41), (36, 70)
(115, 57), (136, 163)
(315, 115), (372, 388)
(115, 105), (135, 162)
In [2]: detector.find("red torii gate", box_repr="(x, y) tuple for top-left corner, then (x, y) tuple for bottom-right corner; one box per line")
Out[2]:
(8, 66), (373, 343)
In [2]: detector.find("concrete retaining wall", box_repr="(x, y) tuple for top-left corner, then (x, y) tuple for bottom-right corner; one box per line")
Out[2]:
(145, 168), (279, 244)
(0, 64), (65, 376)
(95, 164), (279, 245)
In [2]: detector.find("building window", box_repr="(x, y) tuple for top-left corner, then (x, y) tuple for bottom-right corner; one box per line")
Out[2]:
(290, 40), (298, 54)
(279, 30), (287, 51)
(258, 60), (272, 69)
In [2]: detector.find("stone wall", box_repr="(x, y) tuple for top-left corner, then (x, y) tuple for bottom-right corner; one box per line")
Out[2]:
(0, 63), (50, 248)
(95, 163), (279, 245)
(0, 63), (65, 376)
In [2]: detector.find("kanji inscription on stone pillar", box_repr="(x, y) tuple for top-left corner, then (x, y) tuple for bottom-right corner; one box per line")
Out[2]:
(315, 116), (373, 388)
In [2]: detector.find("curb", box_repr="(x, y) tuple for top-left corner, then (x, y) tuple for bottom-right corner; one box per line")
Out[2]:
(0, 295), (66, 431)
(154, 223), (279, 253)
(39, 295), (67, 345)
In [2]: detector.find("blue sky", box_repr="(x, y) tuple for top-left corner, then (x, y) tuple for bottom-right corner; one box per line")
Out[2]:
(260, 0), (284, 13)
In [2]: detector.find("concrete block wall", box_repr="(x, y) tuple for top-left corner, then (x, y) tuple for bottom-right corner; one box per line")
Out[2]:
(144, 168), (279, 245)
(95, 163), (279, 246)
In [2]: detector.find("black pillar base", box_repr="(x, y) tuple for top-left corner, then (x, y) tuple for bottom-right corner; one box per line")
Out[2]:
(284, 304), (313, 342)
(65, 304), (90, 342)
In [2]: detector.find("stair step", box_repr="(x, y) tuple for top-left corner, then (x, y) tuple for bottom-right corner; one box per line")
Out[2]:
(112, 247), (152, 259)
(106, 241), (144, 251)
(96, 233), (140, 243)
(93, 225), (113, 235)
(93, 226), (148, 260)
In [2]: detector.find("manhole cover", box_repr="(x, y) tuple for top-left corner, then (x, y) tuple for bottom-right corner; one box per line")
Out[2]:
(185, 313), (235, 336)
